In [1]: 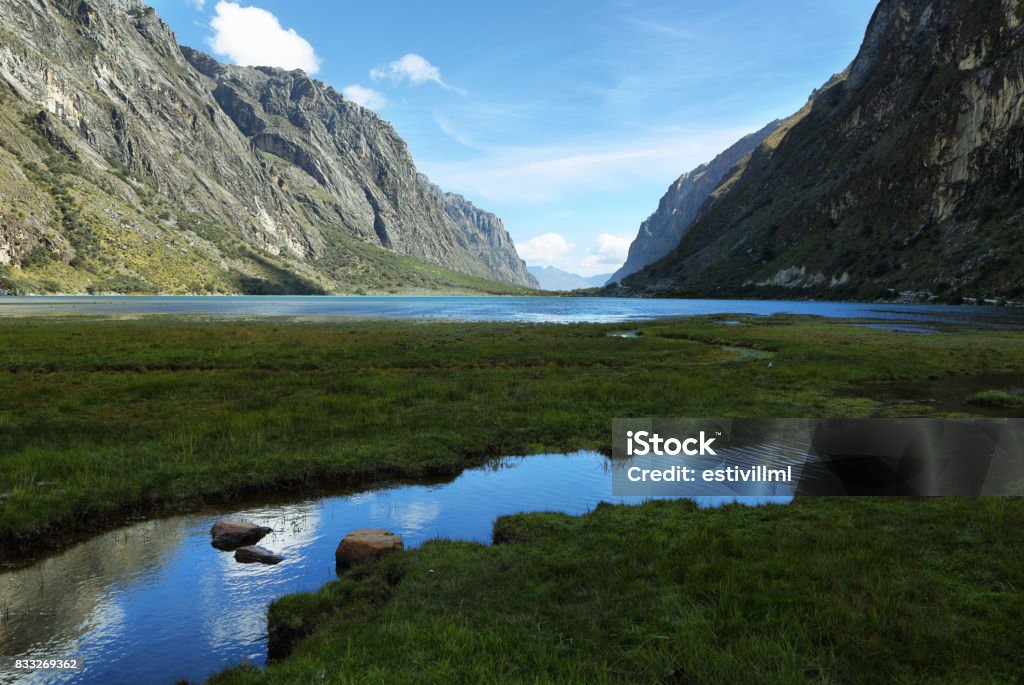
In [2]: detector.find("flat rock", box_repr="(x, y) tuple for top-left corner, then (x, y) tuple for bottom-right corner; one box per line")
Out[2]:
(210, 519), (272, 550)
(234, 545), (284, 565)
(335, 529), (404, 569)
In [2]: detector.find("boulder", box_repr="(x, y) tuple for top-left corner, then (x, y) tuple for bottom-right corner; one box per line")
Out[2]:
(234, 545), (284, 565)
(335, 529), (404, 569)
(210, 519), (272, 550)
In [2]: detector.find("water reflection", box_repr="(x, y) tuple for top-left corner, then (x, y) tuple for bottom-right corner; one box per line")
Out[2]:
(0, 453), (787, 684)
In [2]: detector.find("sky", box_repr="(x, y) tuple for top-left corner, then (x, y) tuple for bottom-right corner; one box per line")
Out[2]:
(150, 0), (879, 276)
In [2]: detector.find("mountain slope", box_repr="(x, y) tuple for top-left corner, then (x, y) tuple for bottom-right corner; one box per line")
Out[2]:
(609, 120), (780, 284)
(419, 175), (538, 288)
(527, 266), (611, 291)
(622, 0), (1024, 301)
(0, 0), (533, 294)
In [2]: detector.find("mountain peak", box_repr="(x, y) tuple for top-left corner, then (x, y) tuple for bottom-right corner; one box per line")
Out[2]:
(0, 0), (535, 293)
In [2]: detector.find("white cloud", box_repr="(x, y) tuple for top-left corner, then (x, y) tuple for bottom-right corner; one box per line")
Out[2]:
(208, 2), (321, 74)
(187, 0), (206, 9)
(515, 233), (574, 265)
(370, 54), (461, 92)
(586, 233), (632, 267)
(420, 126), (757, 206)
(342, 85), (388, 110)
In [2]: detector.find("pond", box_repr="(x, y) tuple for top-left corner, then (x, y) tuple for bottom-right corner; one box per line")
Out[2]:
(0, 453), (789, 685)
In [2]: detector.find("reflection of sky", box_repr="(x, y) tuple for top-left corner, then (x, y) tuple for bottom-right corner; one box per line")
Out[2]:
(0, 452), (790, 685)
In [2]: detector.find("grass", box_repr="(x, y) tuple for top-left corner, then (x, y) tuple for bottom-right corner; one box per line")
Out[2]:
(1, 313), (1022, 683)
(207, 497), (1024, 685)
(2, 314), (1023, 557)
(967, 390), (1024, 409)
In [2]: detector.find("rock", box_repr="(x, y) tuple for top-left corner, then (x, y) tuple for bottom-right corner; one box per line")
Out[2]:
(0, 0), (534, 292)
(419, 175), (538, 288)
(621, 0), (1024, 301)
(335, 529), (404, 569)
(210, 520), (272, 550)
(234, 545), (284, 565)
(609, 119), (781, 284)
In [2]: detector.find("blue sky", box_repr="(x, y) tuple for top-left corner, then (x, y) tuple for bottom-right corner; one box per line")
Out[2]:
(151, 0), (879, 275)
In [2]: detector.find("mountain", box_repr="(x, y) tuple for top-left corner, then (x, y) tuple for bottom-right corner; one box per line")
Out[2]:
(528, 266), (612, 291)
(620, 0), (1024, 302)
(419, 176), (538, 289)
(608, 120), (781, 284)
(0, 0), (534, 294)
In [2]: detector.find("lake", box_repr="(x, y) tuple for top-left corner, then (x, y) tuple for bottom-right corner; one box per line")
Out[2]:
(0, 296), (1021, 327)
(0, 453), (789, 685)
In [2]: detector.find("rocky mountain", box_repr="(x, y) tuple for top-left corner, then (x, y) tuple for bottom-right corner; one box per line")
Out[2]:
(419, 175), (538, 288)
(0, 0), (534, 294)
(528, 266), (612, 291)
(608, 120), (780, 284)
(620, 0), (1024, 302)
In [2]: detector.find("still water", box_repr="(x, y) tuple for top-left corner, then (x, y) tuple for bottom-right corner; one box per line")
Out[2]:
(0, 453), (790, 685)
(0, 296), (1022, 327)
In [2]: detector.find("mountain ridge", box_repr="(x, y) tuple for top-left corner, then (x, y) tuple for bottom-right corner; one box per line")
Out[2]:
(528, 266), (611, 291)
(0, 0), (536, 294)
(609, 119), (781, 284)
(619, 0), (1024, 301)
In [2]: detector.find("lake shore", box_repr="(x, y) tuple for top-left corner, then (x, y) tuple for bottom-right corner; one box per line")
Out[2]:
(209, 496), (1023, 685)
(2, 314), (1023, 560)
(2, 314), (1023, 683)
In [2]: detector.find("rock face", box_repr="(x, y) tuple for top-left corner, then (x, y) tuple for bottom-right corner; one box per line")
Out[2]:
(622, 0), (1024, 301)
(234, 545), (284, 565)
(0, 0), (533, 294)
(210, 520), (272, 550)
(335, 529), (404, 569)
(609, 120), (781, 284)
(419, 175), (538, 288)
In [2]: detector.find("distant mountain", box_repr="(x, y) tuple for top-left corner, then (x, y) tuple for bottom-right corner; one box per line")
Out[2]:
(608, 120), (781, 284)
(619, 0), (1024, 301)
(0, 0), (533, 294)
(528, 266), (612, 291)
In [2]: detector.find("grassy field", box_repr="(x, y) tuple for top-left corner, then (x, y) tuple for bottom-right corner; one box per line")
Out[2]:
(1, 314), (1022, 682)
(1, 314), (1022, 557)
(209, 497), (1023, 685)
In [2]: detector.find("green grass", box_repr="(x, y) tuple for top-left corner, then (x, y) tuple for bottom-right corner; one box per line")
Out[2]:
(1, 314), (1023, 557)
(208, 497), (1024, 685)
(1, 314), (1022, 683)
(967, 390), (1024, 409)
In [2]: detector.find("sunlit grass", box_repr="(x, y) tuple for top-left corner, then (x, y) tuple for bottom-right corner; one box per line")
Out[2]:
(0, 315), (1022, 557)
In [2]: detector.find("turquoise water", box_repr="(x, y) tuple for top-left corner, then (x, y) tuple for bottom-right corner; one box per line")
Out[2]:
(0, 295), (1021, 327)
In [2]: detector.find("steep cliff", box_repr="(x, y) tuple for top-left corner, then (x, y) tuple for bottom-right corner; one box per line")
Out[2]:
(609, 120), (780, 284)
(419, 175), (538, 288)
(0, 0), (533, 293)
(622, 0), (1024, 301)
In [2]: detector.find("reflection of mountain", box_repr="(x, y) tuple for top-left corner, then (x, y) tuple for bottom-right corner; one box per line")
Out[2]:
(0, 517), (187, 662)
